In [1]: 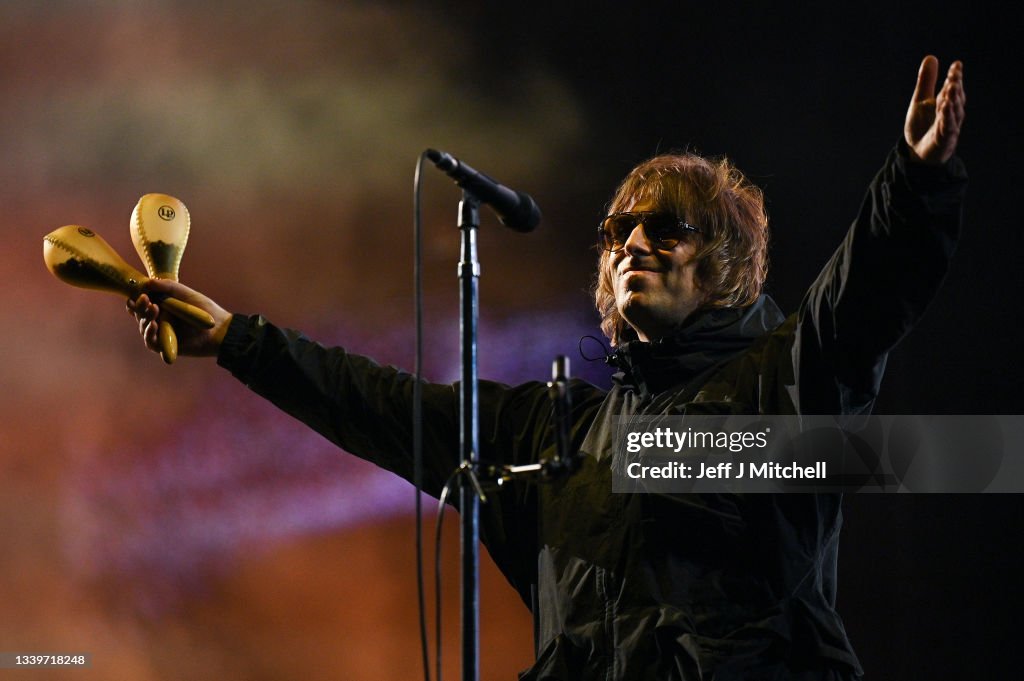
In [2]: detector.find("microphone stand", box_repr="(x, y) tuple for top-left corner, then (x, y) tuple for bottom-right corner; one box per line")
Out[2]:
(457, 190), (482, 681)
(450, 191), (579, 681)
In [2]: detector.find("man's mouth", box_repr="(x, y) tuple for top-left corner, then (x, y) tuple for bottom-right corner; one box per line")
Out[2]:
(621, 265), (661, 275)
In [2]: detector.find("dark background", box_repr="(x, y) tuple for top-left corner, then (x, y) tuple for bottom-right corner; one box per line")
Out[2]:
(1, 2), (1019, 679)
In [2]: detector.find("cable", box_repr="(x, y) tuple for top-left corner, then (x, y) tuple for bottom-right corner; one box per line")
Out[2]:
(413, 151), (431, 681)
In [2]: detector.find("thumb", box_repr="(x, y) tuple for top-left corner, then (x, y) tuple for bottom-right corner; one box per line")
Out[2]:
(142, 277), (187, 297)
(912, 55), (939, 103)
(142, 278), (208, 308)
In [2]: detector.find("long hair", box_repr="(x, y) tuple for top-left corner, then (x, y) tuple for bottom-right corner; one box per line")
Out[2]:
(594, 152), (770, 345)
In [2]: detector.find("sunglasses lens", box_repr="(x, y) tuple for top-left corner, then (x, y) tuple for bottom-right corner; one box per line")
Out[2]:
(643, 214), (681, 247)
(599, 214), (638, 251)
(600, 212), (691, 251)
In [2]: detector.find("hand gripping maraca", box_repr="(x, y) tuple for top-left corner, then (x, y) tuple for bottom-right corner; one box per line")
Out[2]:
(130, 194), (192, 364)
(42, 224), (214, 361)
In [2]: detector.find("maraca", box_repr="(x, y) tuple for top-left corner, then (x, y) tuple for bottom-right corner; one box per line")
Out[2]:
(130, 194), (191, 364)
(42, 225), (214, 359)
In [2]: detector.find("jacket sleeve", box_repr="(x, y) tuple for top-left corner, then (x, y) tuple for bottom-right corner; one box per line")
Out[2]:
(215, 314), (573, 497)
(215, 314), (461, 496)
(793, 140), (967, 414)
(214, 314), (608, 605)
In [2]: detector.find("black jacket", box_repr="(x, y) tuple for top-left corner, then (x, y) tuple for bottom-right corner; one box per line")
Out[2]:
(218, 142), (966, 680)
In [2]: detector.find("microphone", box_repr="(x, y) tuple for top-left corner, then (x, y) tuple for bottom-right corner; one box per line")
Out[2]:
(425, 149), (541, 232)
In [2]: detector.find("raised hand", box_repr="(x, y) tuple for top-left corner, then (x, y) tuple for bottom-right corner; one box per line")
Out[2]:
(905, 55), (966, 165)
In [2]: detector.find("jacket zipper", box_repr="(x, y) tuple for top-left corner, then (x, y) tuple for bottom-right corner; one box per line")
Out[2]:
(596, 566), (615, 681)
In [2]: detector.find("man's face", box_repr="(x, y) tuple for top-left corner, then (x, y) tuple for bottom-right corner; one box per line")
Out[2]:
(607, 200), (703, 342)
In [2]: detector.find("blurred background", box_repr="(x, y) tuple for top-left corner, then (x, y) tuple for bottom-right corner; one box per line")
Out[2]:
(1, 1), (1021, 679)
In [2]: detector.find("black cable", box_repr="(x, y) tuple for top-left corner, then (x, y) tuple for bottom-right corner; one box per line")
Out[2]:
(413, 151), (431, 681)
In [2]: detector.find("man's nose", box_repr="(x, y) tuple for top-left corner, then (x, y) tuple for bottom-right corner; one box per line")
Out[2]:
(623, 223), (653, 254)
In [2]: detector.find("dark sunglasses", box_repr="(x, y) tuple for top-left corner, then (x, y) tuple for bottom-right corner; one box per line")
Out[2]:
(597, 211), (701, 252)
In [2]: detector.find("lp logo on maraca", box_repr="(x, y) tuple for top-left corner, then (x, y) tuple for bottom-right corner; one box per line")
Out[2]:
(157, 205), (175, 221)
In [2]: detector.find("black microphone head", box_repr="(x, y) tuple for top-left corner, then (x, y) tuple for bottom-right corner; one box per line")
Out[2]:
(425, 148), (456, 172)
(502, 192), (542, 233)
(425, 147), (540, 231)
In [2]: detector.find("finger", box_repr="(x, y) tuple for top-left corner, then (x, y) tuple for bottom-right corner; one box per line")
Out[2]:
(948, 81), (965, 126)
(943, 62), (963, 93)
(940, 66), (967, 131)
(139, 311), (151, 337)
(912, 55), (939, 103)
(135, 299), (160, 327)
(948, 60), (964, 82)
(143, 277), (200, 303)
(128, 295), (159, 324)
(127, 293), (145, 313)
(937, 80), (960, 124)
(142, 277), (177, 295)
(132, 295), (150, 319)
(144, 320), (160, 351)
(939, 98), (959, 138)
(950, 60), (966, 109)
(944, 62), (964, 100)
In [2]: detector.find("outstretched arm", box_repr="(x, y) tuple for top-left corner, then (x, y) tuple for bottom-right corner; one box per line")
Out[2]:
(905, 55), (966, 165)
(794, 56), (968, 415)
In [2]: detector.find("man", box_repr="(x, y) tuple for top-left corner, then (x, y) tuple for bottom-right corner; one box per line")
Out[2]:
(128, 56), (966, 679)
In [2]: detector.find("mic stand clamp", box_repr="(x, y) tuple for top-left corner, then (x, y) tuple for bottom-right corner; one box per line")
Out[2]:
(477, 355), (583, 489)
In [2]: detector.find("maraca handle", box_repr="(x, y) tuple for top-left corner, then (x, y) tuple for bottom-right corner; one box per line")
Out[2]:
(158, 319), (178, 364)
(160, 296), (216, 329)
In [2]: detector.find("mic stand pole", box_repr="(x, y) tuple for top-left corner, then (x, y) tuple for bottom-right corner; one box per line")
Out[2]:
(452, 195), (571, 681)
(457, 190), (481, 681)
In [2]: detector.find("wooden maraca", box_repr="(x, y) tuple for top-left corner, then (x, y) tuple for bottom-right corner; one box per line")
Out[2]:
(130, 194), (192, 364)
(42, 225), (214, 360)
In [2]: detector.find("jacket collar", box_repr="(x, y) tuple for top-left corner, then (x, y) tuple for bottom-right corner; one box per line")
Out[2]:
(609, 295), (784, 396)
